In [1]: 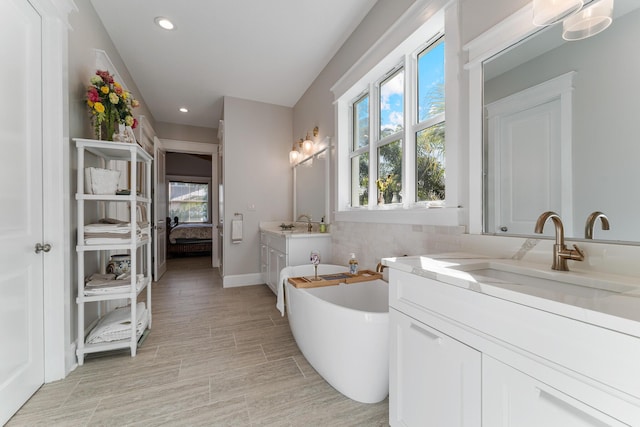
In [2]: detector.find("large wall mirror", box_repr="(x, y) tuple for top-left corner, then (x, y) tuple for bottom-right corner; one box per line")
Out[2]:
(293, 148), (330, 224)
(483, 0), (640, 243)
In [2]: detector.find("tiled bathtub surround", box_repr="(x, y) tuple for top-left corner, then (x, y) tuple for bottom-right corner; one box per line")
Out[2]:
(330, 221), (466, 270)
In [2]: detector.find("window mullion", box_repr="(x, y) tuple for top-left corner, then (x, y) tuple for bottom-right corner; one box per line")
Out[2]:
(369, 82), (378, 207)
(404, 53), (416, 204)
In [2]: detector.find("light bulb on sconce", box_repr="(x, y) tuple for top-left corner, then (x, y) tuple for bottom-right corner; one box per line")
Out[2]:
(290, 126), (320, 165)
(289, 139), (302, 165)
(302, 126), (319, 156)
(532, 0), (614, 42)
(563, 0), (614, 41)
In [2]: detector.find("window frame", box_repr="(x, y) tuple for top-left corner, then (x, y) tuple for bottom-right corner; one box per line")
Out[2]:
(167, 175), (212, 224)
(335, 4), (460, 225)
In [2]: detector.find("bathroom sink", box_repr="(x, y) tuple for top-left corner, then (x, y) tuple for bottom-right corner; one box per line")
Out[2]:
(446, 261), (636, 296)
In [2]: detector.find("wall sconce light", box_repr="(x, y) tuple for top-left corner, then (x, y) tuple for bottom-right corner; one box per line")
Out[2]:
(302, 127), (319, 156)
(290, 126), (319, 165)
(289, 139), (303, 165)
(562, 0), (614, 40)
(533, 0), (583, 26)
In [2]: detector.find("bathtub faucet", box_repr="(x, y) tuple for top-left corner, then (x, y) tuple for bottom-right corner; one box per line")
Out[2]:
(375, 262), (387, 273)
(297, 214), (313, 232)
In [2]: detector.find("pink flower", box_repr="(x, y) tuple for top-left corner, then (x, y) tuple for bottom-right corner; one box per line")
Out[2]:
(87, 87), (100, 102)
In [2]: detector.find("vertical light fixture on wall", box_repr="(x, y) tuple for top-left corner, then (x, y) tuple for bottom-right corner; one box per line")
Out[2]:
(533, 0), (583, 26)
(562, 0), (614, 40)
(289, 126), (319, 165)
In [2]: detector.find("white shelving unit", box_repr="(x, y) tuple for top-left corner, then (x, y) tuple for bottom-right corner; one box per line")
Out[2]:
(74, 138), (153, 365)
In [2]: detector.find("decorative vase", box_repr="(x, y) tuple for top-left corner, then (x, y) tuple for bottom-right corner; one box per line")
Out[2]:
(378, 193), (384, 206)
(95, 117), (116, 141)
(106, 254), (131, 275)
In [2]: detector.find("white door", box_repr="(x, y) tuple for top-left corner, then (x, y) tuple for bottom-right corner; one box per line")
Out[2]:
(0, 0), (45, 424)
(486, 74), (575, 237)
(153, 139), (167, 280)
(489, 99), (563, 236)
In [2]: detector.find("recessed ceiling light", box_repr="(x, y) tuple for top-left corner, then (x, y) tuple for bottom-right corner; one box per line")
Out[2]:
(154, 17), (175, 30)
(179, 107), (188, 113)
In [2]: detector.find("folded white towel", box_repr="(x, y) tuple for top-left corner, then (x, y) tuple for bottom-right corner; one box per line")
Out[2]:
(86, 302), (148, 343)
(276, 264), (347, 316)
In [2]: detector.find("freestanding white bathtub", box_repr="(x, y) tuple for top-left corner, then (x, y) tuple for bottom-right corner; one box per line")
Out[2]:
(283, 264), (389, 404)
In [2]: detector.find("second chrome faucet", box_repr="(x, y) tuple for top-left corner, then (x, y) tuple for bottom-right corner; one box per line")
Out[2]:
(534, 211), (584, 271)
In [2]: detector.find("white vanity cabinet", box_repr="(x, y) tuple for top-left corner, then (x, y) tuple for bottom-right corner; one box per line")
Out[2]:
(389, 308), (481, 426)
(260, 229), (332, 294)
(387, 266), (640, 426)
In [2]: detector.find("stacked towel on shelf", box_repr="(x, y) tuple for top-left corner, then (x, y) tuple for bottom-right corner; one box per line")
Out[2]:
(84, 222), (134, 244)
(86, 302), (148, 344)
(84, 221), (148, 245)
(84, 272), (146, 295)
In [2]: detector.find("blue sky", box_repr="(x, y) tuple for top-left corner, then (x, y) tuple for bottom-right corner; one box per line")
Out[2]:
(379, 39), (445, 130)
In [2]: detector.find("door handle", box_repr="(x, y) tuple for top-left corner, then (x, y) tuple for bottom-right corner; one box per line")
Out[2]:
(35, 243), (51, 253)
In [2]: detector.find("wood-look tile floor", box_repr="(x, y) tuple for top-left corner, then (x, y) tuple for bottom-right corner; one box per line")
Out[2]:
(8, 257), (389, 426)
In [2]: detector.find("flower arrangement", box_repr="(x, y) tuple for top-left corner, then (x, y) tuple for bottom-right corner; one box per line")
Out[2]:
(375, 174), (395, 192)
(376, 174), (396, 205)
(86, 70), (139, 140)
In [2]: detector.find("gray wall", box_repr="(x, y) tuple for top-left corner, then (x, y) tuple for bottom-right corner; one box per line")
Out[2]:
(166, 153), (213, 178)
(156, 122), (218, 144)
(291, 0), (532, 267)
(222, 96), (293, 278)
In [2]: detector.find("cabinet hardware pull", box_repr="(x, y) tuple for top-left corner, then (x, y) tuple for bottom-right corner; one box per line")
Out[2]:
(410, 323), (442, 342)
(536, 387), (616, 425)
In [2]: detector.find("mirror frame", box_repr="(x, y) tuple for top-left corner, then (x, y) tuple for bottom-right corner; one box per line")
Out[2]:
(293, 147), (331, 224)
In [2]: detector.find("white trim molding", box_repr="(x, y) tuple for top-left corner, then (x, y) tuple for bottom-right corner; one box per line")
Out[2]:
(222, 273), (264, 288)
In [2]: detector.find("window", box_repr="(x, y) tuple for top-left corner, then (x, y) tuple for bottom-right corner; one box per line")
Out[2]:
(347, 35), (445, 208)
(169, 180), (209, 223)
(351, 94), (370, 206)
(334, 6), (458, 224)
(416, 38), (445, 201)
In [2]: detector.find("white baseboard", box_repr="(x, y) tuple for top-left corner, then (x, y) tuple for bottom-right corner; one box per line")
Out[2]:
(223, 272), (264, 288)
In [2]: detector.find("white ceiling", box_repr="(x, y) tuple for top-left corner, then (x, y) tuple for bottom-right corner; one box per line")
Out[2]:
(90, 0), (378, 129)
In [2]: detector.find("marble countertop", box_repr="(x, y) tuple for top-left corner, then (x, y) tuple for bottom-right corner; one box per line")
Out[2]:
(260, 221), (330, 238)
(382, 253), (640, 338)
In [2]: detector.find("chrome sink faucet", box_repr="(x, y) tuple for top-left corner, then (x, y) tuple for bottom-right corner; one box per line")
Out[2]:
(297, 214), (313, 232)
(534, 211), (584, 271)
(584, 211), (610, 239)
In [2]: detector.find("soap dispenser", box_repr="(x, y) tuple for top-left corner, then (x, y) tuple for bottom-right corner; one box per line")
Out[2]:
(348, 253), (359, 275)
(319, 217), (327, 233)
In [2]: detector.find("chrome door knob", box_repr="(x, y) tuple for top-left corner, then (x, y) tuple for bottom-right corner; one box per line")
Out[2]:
(34, 243), (51, 253)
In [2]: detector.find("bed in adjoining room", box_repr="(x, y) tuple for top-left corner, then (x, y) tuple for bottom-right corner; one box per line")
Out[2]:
(166, 217), (212, 257)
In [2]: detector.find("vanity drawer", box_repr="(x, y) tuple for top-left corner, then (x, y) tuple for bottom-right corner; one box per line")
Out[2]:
(261, 231), (287, 253)
(389, 268), (640, 401)
(269, 234), (286, 253)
